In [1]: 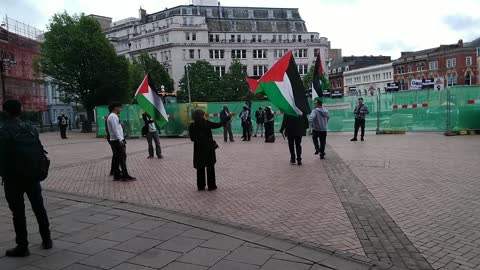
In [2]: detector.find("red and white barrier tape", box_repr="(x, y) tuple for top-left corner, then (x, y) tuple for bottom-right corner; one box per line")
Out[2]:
(467, 100), (480, 104)
(392, 103), (428, 110)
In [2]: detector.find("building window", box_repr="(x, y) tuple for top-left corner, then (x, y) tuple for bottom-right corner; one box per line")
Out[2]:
(313, 49), (319, 57)
(209, 49), (225, 59)
(252, 35), (256, 43)
(297, 64), (308, 75)
(192, 32), (196, 41)
(272, 35), (277, 42)
(278, 35), (282, 42)
(253, 65), (268, 76)
(294, 49), (307, 58)
(230, 35), (235, 42)
(258, 35), (262, 42)
(429, 61), (439, 70)
(237, 35), (241, 42)
(231, 49), (247, 59)
(466, 56), (472, 66)
(253, 49), (267, 59)
(298, 35), (302, 42)
(214, 66), (226, 77)
(465, 71), (472, 85)
(209, 34), (220, 42)
(345, 66), (349, 71)
(446, 58), (456, 68)
(189, 49), (195, 59)
(185, 32), (190, 40)
(274, 49), (288, 59)
(198, 49), (201, 58)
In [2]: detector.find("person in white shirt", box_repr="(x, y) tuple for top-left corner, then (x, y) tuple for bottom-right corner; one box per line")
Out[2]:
(107, 102), (136, 181)
(142, 112), (163, 159)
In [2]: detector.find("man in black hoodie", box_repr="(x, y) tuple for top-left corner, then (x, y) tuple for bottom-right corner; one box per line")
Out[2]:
(280, 114), (308, 165)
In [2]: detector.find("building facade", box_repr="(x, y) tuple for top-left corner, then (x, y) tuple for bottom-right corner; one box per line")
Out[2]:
(42, 78), (79, 128)
(343, 63), (394, 96)
(393, 38), (480, 90)
(103, 3), (330, 90)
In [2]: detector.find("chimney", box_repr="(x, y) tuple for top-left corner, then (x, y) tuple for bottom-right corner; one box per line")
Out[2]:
(139, 7), (147, 23)
(458, 39), (463, 47)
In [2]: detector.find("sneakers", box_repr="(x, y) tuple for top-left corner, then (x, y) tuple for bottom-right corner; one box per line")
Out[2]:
(350, 138), (358, 141)
(5, 246), (30, 257)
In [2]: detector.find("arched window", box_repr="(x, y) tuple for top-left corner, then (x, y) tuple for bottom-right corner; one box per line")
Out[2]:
(465, 72), (472, 86)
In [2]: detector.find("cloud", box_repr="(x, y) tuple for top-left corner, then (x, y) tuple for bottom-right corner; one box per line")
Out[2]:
(442, 14), (480, 32)
(2, 0), (45, 26)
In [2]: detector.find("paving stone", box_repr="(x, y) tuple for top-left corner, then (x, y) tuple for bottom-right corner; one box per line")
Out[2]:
(79, 213), (118, 224)
(272, 252), (313, 264)
(62, 264), (102, 270)
(140, 226), (185, 241)
(161, 262), (209, 270)
(231, 230), (268, 242)
(180, 228), (217, 240)
(259, 259), (311, 270)
(320, 255), (371, 270)
(67, 238), (119, 255)
(0, 254), (43, 270)
(310, 265), (334, 270)
(15, 266), (42, 270)
(201, 234), (245, 251)
(161, 222), (194, 232)
(99, 228), (144, 242)
(30, 239), (77, 256)
(111, 262), (156, 270)
(210, 260), (260, 270)
(125, 219), (166, 231)
(80, 249), (136, 269)
(178, 247), (229, 267)
(287, 246), (331, 263)
(224, 246), (275, 266)
(52, 221), (93, 234)
(157, 236), (204, 253)
(128, 248), (182, 268)
(88, 220), (130, 232)
(256, 236), (297, 251)
(113, 237), (162, 253)
(33, 250), (88, 270)
(58, 229), (106, 244)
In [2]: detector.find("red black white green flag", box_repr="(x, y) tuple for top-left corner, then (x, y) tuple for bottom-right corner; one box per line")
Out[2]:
(312, 50), (329, 99)
(134, 74), (169, 128)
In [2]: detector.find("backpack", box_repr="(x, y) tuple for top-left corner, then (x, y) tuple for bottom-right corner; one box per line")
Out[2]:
(9, 123), (50, 181)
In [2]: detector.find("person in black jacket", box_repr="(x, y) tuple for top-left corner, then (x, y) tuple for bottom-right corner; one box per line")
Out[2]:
(220, 105), (234, 142)
(57, 113), (68, 139)
(0, 100), (52, 257)
(253, 107), (265, 137)
(189, 109), (230, 191)
(280, 114), (308, 165)
(264, 106), (275, 143)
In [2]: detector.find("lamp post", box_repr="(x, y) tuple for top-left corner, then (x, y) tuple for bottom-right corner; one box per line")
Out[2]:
(185, 64), (192, 105)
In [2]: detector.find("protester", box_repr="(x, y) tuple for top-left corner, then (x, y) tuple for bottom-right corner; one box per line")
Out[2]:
(57, 113), (68, 139)
(142, 112), (163, 159)
(351, 98), (369, 141)
(189, 109), (230, 191)
(280, 114), (308, 165)
(240, 106), (251, 141)
(253, 107), (265, 137)
(310, 98), (330, 159)
(264, 106), (275, 143)
(107, 102), (136, 181)
(0, 100), (52, 257)
(220, 105), (234, 142)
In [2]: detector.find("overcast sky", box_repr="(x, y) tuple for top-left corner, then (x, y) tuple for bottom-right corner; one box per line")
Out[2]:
(2, 0), (480, 58)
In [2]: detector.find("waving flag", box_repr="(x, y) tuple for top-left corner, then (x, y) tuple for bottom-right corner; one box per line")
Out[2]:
(134, 74), (169, 128)
(247, 51), (310, 116)
(312, 51), (329, 99)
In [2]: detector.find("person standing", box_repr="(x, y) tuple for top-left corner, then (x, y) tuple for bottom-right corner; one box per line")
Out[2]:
(107, 102), (136, 181)
(253, 107), (265, 137)
(280, 114), (308, 165)
(220, 105), (234, 142)
(57, 113), (68, 139)
(240, 106), (251, 141)
(351, 98), (369, 141)
(310, 98), (329, 159)
(104, 114), (115, 176)
(189, 109), (230, 191)
(142, 112), (163, 159)
(0, 100), (52, 257)
(264, 106), (275, 143)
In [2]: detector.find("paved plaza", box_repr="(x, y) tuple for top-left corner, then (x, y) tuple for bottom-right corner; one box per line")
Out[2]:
(1, 131), (479, 269)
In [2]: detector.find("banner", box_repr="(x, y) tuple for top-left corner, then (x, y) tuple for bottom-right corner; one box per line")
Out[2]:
(410, 80), (423, 90)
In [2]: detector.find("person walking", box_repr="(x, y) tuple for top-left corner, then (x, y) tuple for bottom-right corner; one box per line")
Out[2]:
(142, 112), (163, 159)
(57, 113), (68, 139)
(280, 114), (308, 165)
(220, 105), (234, 142)
(310, 98), (330, 159)
(189, 109), (230, 191)
(351, 98), (369, 141)
(0, 100), (52, 257)
(240, 106), (251, 141)
(264, 106), (275, 143)
(253, 107), (265, 137)
(107, 102), (136, 181)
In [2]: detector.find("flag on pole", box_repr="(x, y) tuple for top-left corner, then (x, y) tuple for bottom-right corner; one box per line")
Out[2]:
(312, 50), (329, 100)
(134, 74), (169, 128)
(247, 51), (310, 116)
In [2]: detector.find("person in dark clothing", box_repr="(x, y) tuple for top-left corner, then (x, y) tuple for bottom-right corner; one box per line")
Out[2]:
(220, 105), (234, 142)
(253, 107), (265, 137)
(0, 100), (52, 257)
(58, 113), (68, 139)
(189, 109), (230, 191)
(142, 112), (163, 159)
(240, 106), (251, 141)
(104, 115), (115, 176)
(280, 114), (308, 165)
(351, 98), (369, 141)
(264, 106), (275, 143)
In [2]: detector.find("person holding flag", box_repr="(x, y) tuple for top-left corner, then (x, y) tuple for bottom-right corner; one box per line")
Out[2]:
(142, 112), (163, 159)
(311, 51), (329, 100)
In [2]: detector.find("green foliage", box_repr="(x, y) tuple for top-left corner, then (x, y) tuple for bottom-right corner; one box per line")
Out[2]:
(177, 60), (223, 102)
(37, 12), (130, 117)
(129, 53), (174, 94)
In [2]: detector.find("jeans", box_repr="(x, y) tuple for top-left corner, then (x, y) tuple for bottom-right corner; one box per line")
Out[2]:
(223, 121), (234, 142)
(197, 165), (216, 190)
(288, 136), (302, 161)
(147, 131), (162, 158)
(255, 123), (264, 137)
(111, 140), (129, 178)
(4, 180), (50, 248)
(354, 118), (366, 139)
(312, 130), (327, 155)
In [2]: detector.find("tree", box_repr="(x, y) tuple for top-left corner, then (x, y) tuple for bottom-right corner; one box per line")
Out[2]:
(36, 12), (130, 127)
(221, 60), (251, 101)
(177, 61), (223, 102)
(129, 53), (174, 94)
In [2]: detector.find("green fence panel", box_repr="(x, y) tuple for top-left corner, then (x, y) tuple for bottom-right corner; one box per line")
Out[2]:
(322, 95), (377, 132)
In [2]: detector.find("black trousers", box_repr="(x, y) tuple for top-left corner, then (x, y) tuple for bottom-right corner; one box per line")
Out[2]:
(60, 126), (67, 139)
(288, 136), (302, 161)
(108, 140), (117, 175)
(312, 130), (327, 155)
(4, 180), (50, 248)
(111, 140), (129, 178)
(223, 122), (234, 142)
(242, 122), (251, 140)
(354, 119), (366, 139)
(196, 165), (216, 190)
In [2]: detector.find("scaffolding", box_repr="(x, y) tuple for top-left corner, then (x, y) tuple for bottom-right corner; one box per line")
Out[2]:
(1, 15), (44, 41)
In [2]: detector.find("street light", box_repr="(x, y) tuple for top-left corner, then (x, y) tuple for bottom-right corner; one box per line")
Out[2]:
(184, 64), (192, 105)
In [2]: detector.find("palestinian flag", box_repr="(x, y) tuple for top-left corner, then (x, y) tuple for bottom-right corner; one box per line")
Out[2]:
(312, 50), (329, 99)
(134, 74), (169, 128)
(247, 51), (310, 116)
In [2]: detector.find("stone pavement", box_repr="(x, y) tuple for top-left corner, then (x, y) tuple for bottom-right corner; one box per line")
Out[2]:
(0, 190), (379, 270)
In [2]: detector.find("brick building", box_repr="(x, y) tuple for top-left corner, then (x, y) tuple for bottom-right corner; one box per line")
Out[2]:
(393, 38), (480, 90)
(328, 55), (391, 96)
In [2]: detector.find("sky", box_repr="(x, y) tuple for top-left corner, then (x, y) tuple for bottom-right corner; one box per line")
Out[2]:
(2, 0), (480, 58)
